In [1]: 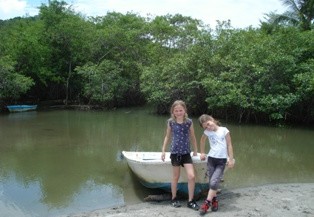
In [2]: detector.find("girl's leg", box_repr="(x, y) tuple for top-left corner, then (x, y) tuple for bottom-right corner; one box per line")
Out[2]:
(207, 161), (225, 201)
(172, 166), (180, 200)
(200, 158), (226, 214)
(206, 189), (217, 201)
(200, 167), (219, 213)
(184, 163), (195, 201)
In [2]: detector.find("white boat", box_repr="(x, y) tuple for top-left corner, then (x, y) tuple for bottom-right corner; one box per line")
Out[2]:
(122, 151), (209, 196)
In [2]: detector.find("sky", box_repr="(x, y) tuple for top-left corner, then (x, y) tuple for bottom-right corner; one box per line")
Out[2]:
(0, 0), (287, 28)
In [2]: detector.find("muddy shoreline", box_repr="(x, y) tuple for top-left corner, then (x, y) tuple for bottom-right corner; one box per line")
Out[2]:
(60, 183), (314, 217)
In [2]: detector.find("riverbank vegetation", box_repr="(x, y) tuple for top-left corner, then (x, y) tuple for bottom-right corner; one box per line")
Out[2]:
(0, 0), (313, 124)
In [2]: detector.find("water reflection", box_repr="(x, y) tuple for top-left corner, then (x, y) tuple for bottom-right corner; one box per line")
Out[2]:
(223, 125), (314, 188)
(0, 109), (313, 216)
(0, 110), (133, 216)
(0, 175), (124, 217)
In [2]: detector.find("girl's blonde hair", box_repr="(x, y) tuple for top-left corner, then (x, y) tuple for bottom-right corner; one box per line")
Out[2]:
(170, 100), (188, 121)
(198, 114), (220, 127)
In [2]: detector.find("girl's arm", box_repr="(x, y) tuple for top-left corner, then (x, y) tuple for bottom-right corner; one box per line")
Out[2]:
(200, 134), (207, 161)
(189, 122), (198, 156)
(226, 132), (235, 168)
(161, 123), (171, 161)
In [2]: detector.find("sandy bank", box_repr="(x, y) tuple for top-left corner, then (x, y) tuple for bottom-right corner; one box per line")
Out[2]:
(61, 183), (314, 217)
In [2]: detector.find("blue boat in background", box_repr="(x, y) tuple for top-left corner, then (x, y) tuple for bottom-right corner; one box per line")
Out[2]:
(7, 105), (38, 112)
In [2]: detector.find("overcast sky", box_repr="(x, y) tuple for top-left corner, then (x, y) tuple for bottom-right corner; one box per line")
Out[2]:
(0, 0), (287, 28)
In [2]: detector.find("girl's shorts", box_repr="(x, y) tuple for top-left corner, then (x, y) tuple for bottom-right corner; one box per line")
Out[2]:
(170, 153), (192, 167)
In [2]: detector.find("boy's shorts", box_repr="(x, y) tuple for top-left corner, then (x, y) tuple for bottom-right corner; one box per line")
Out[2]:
(170, 153), (193, 167)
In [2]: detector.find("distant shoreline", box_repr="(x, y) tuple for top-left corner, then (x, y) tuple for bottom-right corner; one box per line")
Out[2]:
(62, 183), (314, 217)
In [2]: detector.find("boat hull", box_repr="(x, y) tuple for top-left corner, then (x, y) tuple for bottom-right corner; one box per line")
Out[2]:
(7, 105), (37, 112)
(122, 151), (209, 196)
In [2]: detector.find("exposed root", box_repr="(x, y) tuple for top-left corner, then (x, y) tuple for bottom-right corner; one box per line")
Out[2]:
(144, 193), (172, 201)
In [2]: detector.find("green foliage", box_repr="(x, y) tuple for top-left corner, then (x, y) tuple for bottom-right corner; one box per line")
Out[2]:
(199, 26), (313, 122)
(0, 56), (34, 100)
(0, 1), (313, 124)
(294, 59), (314, 96)
(140, 14), (208, 113)
(38, 0), (97, 101)
(76, 60), (128, 106)
(262, 0), (314, 31)
(84, 12), (150, 106)
(2, 18), (54, 87)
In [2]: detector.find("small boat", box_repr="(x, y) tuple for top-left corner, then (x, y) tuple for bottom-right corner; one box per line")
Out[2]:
(122, 151), (209, 196)
(7, 105), (37, 112)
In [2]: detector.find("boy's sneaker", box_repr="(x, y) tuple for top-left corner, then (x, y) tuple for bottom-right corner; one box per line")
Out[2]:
(199, 200), (210, 215)
(187, 199), (199, 211)
(211, 197), (218, 212)
(171, 198), (181, 208)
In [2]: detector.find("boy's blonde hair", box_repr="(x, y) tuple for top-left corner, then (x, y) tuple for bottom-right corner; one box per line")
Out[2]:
(170, 100), (188, 121)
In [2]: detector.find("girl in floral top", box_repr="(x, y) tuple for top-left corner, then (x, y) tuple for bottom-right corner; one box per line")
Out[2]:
(161, 100), (199, 210)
